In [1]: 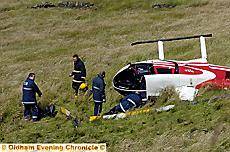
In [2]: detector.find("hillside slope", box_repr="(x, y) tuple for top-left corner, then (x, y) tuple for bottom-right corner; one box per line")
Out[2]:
(0, 0), (230, 151)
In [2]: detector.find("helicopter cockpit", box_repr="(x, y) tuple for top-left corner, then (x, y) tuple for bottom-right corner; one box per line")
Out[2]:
(113, 63), (154, 95)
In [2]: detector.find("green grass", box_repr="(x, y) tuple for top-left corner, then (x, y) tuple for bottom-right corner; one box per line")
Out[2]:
(154, 0), (209, 7)
(0, 0), (230, 151)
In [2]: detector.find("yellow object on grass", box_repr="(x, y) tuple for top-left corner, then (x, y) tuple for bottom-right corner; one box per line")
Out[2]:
(80, 83), (87, 90)
(60, 107), (71, 117)
(89, 108), (152, 122)
(89, 116), (102, 122)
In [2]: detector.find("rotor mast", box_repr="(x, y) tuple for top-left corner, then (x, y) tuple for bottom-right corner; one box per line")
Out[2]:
(200, 36), (207, 60)
(158, 41), (164, 60)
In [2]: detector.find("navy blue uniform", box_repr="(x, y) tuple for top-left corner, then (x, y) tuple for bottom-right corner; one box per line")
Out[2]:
(22, 78), (42, 121)
(71, 59), (86, 95)
(105, 94), (141, 115)
(92, 74), (106, 116)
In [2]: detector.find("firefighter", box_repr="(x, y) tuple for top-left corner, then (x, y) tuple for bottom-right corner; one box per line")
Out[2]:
(104, 93), (142, 115)
(22, 73), (42, 122)
(69, 54), (86, 98)
(92, 71), (106, 116)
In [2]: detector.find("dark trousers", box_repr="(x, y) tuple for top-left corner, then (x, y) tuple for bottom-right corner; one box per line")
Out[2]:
(94, 102), (103, 116)
(105, 105), (123, 115)
(24, 104), (39, 121)
(105, 102), (133, 115)
(72, 82), (81, 95)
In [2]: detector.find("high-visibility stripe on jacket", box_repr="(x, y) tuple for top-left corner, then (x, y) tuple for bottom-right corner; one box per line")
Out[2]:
(72, 59), (86, 83)
(22, 79), (42, 104)
(119, 94), (141, 112)
(92, 75), (106, 102)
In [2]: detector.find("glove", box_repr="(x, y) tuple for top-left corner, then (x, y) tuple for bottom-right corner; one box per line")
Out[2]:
(69, 72), (73, 77)
(102, 95), (106, 103)
(38, 92), (42, 97)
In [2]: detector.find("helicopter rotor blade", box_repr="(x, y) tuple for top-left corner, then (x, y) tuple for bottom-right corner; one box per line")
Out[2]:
(131, 34), (212, 46)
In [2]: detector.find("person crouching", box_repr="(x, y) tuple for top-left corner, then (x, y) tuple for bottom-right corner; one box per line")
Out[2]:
(104, 93), (142, 115)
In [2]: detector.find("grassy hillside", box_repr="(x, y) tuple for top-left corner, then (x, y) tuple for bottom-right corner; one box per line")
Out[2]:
(0, 0), (230, 151)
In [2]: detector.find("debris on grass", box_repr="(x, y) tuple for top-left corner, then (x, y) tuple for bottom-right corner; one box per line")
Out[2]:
(58, 1), (94, 9)
(152, 3), (176, 9)
(31, 2), (56, 9)
(31, 1), (95, 9)
(190, 101), (198, 105)
(90, 108), (152, 121)
(177, 118), (185, 124)
(60, 107), (79, 128)
(156, 105), (175, 112)
(90, 104), (175, 122)
(182, 120), (193, 126)
(208, 94), (230, 104)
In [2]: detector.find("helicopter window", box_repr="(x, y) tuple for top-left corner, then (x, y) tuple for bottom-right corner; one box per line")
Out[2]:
(133, 64), (153, 75)
(137, 67), (149, 74)
(114, 68), (136, 90)
(149, 66), (155, 74)
(156, 68), (172, 74)
(226, 71), (230, 80)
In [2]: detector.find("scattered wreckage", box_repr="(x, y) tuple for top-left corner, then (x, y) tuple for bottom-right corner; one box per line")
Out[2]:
(31, 1), (95, 9)
(113, 34), (230, 101)
(205, 94), (230, 104)
(152, 3), (176, 9)
(31, 2), (55, 9)
(60, 107), (79, 128)
(89, 105), (175, 122)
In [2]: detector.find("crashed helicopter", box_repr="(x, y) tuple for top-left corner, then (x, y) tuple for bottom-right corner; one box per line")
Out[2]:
(112, 34), (230, 101)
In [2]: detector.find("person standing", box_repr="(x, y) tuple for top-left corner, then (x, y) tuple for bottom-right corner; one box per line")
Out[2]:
(22, 73), (42, 122)
(92, 71), (106, 116)
(69, 54), (86, 98)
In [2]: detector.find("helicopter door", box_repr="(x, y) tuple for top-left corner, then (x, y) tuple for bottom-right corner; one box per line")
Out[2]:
(144, 74), (198, 101)
(144, 74), (181, 97)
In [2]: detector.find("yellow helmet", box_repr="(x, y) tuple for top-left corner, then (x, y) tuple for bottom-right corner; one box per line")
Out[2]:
(80, 83), (87, 90)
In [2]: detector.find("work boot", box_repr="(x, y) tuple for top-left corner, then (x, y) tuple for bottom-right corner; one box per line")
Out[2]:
(24, 115), (31, 121)
(32, 115), (38, 122)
